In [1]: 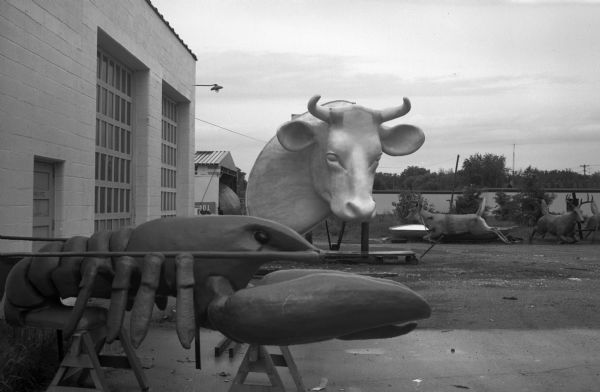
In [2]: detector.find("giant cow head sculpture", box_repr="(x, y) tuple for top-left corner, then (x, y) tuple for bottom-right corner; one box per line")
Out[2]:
(276, 95), (425, 222)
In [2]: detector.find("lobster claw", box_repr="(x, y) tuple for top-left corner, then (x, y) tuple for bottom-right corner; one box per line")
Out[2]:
(207, 270), (430, 346)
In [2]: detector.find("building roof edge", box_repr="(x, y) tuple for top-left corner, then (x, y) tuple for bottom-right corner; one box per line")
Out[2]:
(145, 0), (197, 61)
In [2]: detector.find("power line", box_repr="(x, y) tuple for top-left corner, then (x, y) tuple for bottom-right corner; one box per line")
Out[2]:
(195, 117), (267, 143)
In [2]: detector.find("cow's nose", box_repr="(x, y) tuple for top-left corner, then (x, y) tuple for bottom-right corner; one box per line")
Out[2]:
(344, 198), (376, 220)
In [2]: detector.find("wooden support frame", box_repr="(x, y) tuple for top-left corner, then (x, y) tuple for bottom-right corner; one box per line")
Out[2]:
(229, 345), (305, 392)
(47, 327), (148, 392)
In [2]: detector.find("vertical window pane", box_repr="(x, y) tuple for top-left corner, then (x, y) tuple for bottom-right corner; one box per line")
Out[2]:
(100, 154), (106, 180)
(101, 121), (107, 147)
(120, 189), (125, 212)
(114, 126), (120, 151)
(106, 187), (112, 213)
(107, 156), (113, 181)
(108, 92), (113, 118)
(107, 124), (113, 150)
(114, 188), (119, 213)
(121, 100), (126, 123)
(99, 187), (105, 213)
(96, 85), (100, 113)
(115, 64), (120, 89)
(94, 186), (99, 213)
(120, 159), (126, 182)
(102, 88), (107, 115)
(95, 152), (99, 180)
(102, 56), (108, 82)
(95, 119), (100, 146)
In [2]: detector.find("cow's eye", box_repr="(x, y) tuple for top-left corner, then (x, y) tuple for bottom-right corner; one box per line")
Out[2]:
(254, 230), (270, 244)
(326, 153), (339, 163)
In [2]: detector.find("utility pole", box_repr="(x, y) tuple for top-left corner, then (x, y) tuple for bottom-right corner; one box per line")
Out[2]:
(512, 144), (516, 177)
(449, 154), (460, 212)
(580, 164), (588, 176)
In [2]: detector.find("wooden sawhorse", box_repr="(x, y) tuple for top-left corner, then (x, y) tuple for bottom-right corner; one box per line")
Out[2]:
(229, 344), (305, 392)
(21, 306), (148, 392)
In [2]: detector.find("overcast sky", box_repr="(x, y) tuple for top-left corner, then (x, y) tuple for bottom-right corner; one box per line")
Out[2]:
(152, 0), (600, 175)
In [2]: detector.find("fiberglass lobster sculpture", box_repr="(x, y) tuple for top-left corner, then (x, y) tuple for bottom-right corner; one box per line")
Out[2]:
(2, 216), (431, 349)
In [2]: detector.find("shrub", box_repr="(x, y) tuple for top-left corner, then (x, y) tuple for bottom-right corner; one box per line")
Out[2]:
(454, 185), (484, 214)
(393, 191), (433, 223)
(0, 323), (58, 392)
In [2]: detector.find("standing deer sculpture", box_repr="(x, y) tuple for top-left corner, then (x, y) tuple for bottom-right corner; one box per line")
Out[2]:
(529, 197), (585, 244)
(583, 196), (599, 242)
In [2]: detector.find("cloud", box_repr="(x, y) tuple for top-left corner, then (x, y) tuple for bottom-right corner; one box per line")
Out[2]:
(197, 50), (585, 101)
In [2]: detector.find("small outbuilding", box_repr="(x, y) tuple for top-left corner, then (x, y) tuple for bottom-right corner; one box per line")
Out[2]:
(194, 151), (242, 215)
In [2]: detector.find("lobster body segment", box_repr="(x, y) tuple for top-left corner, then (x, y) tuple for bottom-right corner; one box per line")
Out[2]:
(2, 215), (430, 349)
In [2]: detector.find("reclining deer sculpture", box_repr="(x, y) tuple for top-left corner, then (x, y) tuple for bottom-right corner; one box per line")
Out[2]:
(407, 198), (511, 243)
(529, 198), (585, 244)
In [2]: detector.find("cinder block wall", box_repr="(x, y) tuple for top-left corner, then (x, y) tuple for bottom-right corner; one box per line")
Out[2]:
(0, 0), (196, 251)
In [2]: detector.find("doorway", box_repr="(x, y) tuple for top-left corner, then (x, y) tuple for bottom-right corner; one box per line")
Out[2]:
(33, 160), (55, 248)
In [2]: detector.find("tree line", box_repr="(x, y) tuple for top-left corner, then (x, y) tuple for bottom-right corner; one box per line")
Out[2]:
(375, 153), (600, 191)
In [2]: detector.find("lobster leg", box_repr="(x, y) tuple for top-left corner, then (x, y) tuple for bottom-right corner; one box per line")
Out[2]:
(130, 253), (164, 348)
(175, 253), (195, 349)
(63, 232), (114, 338)
(106, 256), (137, 343)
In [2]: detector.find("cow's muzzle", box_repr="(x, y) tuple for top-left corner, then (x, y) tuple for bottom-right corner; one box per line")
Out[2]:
(333, 198), (376, 221)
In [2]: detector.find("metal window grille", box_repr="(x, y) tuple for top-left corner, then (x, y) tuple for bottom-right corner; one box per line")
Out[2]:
(94, 50), (133, 231)
(161, 95), (177, 217)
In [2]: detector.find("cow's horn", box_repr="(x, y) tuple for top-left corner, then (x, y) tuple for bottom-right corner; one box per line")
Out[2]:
(307, 95), (331, 123)
(379, 97), (411, 122)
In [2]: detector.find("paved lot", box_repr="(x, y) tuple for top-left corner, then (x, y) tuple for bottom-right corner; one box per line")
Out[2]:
(108, 241), (600, 392)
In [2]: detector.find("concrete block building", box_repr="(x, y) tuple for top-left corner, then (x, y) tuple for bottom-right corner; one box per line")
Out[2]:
(0, 0), (197, 251)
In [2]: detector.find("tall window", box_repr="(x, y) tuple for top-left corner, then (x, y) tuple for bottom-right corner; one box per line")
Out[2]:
(94, 50), (133, 231)
(161, 95), (177, 217)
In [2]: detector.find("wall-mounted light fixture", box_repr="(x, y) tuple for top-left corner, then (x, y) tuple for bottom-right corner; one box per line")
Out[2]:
(194, 83), (223, 92)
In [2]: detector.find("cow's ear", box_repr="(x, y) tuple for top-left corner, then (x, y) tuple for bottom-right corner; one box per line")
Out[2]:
(380, 124), (425, 156)
(277, 120), (316, 152)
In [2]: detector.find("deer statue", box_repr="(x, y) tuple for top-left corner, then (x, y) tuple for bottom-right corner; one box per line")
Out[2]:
(529, 197), (585, 244)
(407, 198), (511, 243)
(583, 196), (599, 242)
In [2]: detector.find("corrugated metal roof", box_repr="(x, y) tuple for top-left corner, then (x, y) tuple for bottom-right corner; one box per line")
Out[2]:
(194, 151), (230, 166)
